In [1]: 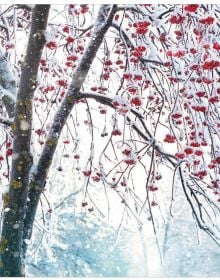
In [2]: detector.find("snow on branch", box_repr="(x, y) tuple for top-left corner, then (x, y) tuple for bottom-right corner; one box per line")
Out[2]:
(112, 23), (164, 66)
(79, 91), (177, 167)
(0, 116), (13, 126)
(23, 4), (117, 249)
(0, 85), (16, 101)
(0, 47), (16, 117)
(0, 6), (51, 273)
(78, 90), (220, 244)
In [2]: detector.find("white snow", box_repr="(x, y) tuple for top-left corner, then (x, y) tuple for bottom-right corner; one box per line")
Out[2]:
(0, 85), (16, 101)
(20, 120), (30, 131)
(12, 153), (19, 160)
(13, 223), (20, 229)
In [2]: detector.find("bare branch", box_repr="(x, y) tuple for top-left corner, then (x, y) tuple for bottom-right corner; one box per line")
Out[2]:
(23, 4), (117, 251)
(79, 91), (177, 167)
(0, 116), (13, 126)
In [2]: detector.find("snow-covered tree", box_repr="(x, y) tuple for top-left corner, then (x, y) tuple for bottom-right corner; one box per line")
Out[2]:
(0, 4), (219, 276)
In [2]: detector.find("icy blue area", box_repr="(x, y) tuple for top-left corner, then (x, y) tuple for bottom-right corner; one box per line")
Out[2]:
(26, 198), (220, 277)
(26, 212), (131, 277)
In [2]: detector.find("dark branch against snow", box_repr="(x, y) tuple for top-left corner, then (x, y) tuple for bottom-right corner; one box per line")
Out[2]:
(23, 4), (117, 251)
(0, 5), (50, 277)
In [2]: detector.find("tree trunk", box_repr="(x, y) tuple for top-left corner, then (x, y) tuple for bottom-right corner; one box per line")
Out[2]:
(22, 4), (117, 256)
(0, 5), (50, 277)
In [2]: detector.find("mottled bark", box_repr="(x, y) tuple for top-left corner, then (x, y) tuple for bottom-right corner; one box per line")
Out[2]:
(23, 4), (117, 254)
(0, 5), (50, 277)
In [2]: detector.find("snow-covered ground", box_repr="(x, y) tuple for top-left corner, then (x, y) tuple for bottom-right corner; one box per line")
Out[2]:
(26, 191), (220, 277)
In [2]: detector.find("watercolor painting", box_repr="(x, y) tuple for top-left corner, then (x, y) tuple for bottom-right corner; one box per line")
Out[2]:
(0, 3), (219, 277)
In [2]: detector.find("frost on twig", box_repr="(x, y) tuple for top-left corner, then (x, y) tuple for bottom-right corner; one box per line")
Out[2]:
(0, 116), (13, 126)
(0, 47), (16, 117)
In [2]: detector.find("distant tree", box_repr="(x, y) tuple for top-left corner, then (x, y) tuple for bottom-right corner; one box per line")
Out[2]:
(0, 4), (219, 277)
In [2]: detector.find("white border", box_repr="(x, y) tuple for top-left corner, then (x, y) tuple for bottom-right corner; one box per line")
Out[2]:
(4, 278), (219, 280)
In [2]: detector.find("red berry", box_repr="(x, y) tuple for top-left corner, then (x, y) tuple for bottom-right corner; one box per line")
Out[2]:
(184, 4), (199, 13)
(67, 55), (78, 62)
(112, 129), (122, 136)
(169, 14), (185, 24)
(6, 149), (12, 156)
(57, 80), (68, 87)
(155, 174), (162, 180)
(175, 152), (185, 159)
(190, 142), (200, 148)
(194, 150), (203, 156)
(65, 36), (74, 43)
(213, 42), (220, 51)
(46, 41), (57, 50)
(149, 186), (158, 192)
(171, 113), (182, 119)
(124, 158), (136, 165)
(83, 170), (92, 177)
(199, 16), (215, 25)
(123, 72), (132, 80)
(196, 91), (206, 98)
(164, 134), (176, 143)
(122, 149), (131, 156)
(62, 26), (70, 33)
(130, 96), (142, 107)
(184, 147), (193, 155)
(209, 96), (219, 103)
